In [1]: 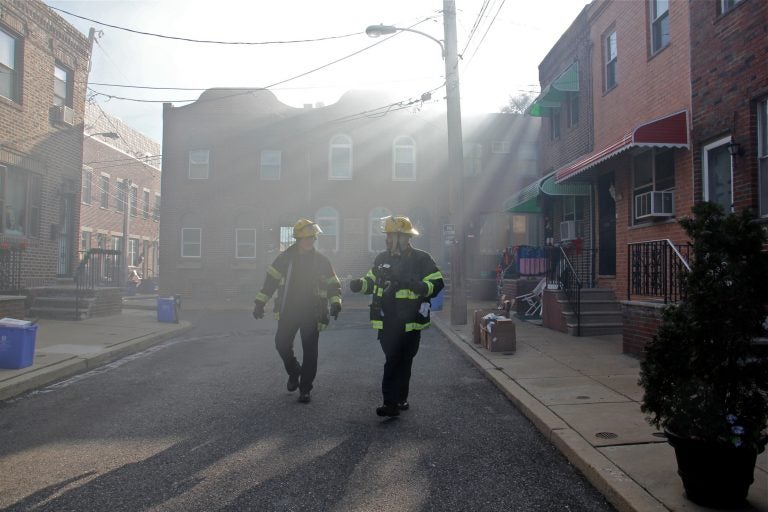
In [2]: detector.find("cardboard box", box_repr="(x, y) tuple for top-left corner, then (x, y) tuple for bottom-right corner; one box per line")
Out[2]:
(472, 309), (499, 345)
(486, 318), (516, 353)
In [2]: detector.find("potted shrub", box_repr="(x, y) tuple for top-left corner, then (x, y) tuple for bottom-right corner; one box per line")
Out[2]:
(639, 202), (768, 509)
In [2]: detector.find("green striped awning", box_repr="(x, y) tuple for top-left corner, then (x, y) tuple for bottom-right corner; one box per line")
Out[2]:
(527, 61), (579, 117)
(540, 173), (590, 196)
(504, 178), (544, 213)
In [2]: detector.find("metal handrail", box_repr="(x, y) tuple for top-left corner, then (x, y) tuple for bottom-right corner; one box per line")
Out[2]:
(553, 246), (583, 336)
(74, 249), (122, 320)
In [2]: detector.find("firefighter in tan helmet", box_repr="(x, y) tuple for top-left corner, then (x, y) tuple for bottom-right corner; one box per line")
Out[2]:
(253, 219), (342, 403)
(349, 215), (444, 417)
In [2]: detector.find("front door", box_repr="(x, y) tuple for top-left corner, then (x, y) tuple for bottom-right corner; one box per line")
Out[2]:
(57, 185), (75, 277)
(598, 173), (616, 276)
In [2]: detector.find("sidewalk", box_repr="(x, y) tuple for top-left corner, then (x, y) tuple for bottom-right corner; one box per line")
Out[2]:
(0, 299), (191, 401)
(431, 300), (767, 512)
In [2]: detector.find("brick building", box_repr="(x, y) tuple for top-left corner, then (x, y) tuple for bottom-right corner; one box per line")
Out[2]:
(0, 0), (90, 288)
(159, 89), (534, 301)
(689, 0), (768, 217)
(80, 103), (161, 281)
(525, 0), (694, 352)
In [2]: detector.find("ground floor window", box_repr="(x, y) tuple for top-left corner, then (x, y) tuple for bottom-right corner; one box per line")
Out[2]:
(702, 137), (732, 213)
(632, 148), (675, 223)
(235, 228), (257, 258)
(758, 99), (768, 217)
(181, 228), (201, 257)
(0, 166), (42, 237)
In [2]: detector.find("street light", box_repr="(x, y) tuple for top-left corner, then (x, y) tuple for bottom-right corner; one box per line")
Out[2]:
(366, 0), (467, 325)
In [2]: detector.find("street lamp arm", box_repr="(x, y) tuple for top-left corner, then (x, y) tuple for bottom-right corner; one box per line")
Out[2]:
(365, 24), (445, 58)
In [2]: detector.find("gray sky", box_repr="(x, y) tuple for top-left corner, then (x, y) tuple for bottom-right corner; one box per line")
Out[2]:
(47, 0), (590, 142)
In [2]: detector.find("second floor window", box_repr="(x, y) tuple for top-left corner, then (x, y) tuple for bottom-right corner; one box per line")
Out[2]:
(116, 180), (126, 213)
(393, 136), (416, 180)
(260, 150), (282, 180)
(721, 0), (744, 15)
(81, 169), (92, 205)
(567, 92), (579, 127)
(188, 149), (209, 179)
(604, 30), (618, 91)
(142, 190), (150, 217)
(550, 108), (561, 140)
(650, 0), (670, 55)
(100, 175), (109, 208)
(53, 63), (72, 107)
(0, 28), (20, 102)
(130, 185), (138, 216)
(154, 194), (161, 220)
(329, 135), (352, 179)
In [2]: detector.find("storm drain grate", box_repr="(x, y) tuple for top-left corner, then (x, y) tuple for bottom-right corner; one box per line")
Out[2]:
(595, 431), (619, 439)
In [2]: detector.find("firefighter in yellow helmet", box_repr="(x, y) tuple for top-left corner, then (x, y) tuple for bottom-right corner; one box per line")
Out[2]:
(349, 215), (444, 417)
(253, 219), (342, 403)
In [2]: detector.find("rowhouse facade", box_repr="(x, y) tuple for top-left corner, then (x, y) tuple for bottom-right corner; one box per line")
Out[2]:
(159, 89), (535, 301)
(0, 0), (90, 289)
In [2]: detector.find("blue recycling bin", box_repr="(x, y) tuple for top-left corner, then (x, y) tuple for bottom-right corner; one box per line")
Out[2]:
(431, 289), (445, 311)
(157, 297), (179, 323)
(0, 324), (38, 369)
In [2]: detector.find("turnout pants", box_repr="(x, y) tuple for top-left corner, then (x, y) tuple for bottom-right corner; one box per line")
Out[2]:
(379, 321), (421, 406)
(275, 314), (319, 393)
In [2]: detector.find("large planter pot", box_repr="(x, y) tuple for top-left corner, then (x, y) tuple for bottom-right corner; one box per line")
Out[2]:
(666, 430), (766, 509)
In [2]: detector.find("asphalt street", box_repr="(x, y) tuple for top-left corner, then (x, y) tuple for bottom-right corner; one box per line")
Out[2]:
(0, 309), (615, 512)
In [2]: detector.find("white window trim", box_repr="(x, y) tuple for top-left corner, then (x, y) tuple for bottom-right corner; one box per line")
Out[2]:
(392, 136), (416, 181)
(188, 149), (210, 180)
(491, 141), (511, 154)
(702, 136), (734, 213)
(650, 0), (670, 55)
(235, 228), (257, 259)
(316, 207), (339, 252)
(329, 134), (353, 180)
(260, 149), (282, 180)
(605, 31), (618, 90)
(181, 227), (202, 258)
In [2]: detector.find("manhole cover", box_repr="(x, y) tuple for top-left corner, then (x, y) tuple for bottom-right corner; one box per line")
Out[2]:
(576, 395), (590, 399)
(595, 431), (618, 439)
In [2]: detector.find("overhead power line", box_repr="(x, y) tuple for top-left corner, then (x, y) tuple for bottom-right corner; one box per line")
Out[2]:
(49, 6), (361, 45)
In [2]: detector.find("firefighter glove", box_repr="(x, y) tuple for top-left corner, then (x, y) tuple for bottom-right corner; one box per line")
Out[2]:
(410, 280), (429, 297)
(330, 302), (341, 320)
(252, 300), (265, 319)
(349, 278), (363, 293)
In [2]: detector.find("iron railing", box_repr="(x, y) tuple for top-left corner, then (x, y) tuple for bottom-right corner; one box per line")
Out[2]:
(552, 245), (583, 336)
(0, 245), (23, 293)
(628, 239), (691, 303)
(74, 249), (121, 320)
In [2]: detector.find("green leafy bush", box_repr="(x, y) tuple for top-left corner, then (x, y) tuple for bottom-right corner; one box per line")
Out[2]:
(639, 202), (768, 449)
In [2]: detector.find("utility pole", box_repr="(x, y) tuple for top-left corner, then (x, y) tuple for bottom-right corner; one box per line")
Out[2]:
(444, 0), (467, 325)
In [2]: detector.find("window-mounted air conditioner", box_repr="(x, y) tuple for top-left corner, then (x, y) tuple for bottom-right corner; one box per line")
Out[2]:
(560, 220), (583, 241)
(51, 105), (75, 126)
(635, 190), (674, 219)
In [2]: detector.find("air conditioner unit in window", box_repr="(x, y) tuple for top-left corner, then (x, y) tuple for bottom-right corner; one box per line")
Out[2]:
(51, 105), (75, 126)
(635, 190), (674, 219)
(560, 220), (583, 241)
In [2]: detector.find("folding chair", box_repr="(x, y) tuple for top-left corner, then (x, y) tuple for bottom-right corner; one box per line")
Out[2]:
(514, 278), (546, 317)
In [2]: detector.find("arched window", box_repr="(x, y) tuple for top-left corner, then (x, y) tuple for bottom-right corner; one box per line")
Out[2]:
(393, 136), (416, 180)
(369, 207), (391, 253)
(316, 206), (339, 252)
(329, 134), (352, 179)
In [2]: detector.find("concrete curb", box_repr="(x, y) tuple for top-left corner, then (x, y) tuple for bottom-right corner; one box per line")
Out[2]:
(431, 315), (667, 512)
(0, 321), (192, 401)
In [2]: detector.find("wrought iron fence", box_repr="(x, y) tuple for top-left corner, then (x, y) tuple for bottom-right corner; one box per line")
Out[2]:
(74, 249), (121, 320)
(628, 239), (691, 303)
(552, 245), (583, 336)
(0, 245), (23, 293)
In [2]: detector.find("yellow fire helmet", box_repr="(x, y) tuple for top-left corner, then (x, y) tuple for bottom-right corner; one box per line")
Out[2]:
(381, 215), (419, 236)
(293, 218), (322, 239)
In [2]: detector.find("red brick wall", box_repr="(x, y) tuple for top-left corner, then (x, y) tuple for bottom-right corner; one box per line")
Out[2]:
(621, 301), (663, 356)
(689, 0), (768, 211)
(0, 0), (90, 285)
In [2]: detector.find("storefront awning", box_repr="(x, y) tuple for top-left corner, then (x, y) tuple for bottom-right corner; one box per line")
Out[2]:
(504, 171), (591, 213)
(527, 62), (579, 117)
(555, 110), (688, 183)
